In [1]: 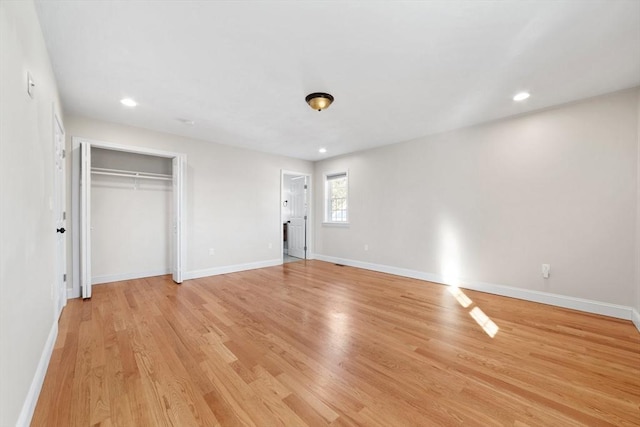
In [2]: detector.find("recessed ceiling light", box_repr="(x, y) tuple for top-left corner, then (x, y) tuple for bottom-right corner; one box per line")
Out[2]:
(319, 148), (327, 153)
(120, 97), (137, 107)
(513, 92), (530, 101)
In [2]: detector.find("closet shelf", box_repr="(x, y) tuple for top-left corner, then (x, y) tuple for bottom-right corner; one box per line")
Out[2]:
(91, 167), (172, 181)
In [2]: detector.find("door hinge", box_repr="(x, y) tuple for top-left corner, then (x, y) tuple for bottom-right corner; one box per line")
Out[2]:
(304, 246), (307, 251)
(63, 211), (66, 220)
(62, 149), (66, 159)
(304, 184), (307, 189)
(63, 273), (67, 282)
(304, 215), (307, 220)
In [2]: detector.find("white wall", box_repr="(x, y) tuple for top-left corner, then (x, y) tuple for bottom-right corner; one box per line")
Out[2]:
(0, 1), (63, 425)
(91, 174), (171, 282)
(315, 89), (639, 309)
(90, 149), (172, 282)
(65, 115), (314, 287)
(92, 147), (173, 174)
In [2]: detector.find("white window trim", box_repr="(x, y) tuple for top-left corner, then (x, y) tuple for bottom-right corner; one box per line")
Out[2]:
(323, 170), (349, 226)
(321, 221), (350, 227)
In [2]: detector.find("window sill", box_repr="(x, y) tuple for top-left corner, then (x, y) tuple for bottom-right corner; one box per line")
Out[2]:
(322, 222), (350, 228)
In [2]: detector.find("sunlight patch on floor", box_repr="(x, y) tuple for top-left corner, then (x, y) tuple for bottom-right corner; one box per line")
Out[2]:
(446, 286), (500, 338)
(447, 286), (473, 308)
(469, 306), (499, 338)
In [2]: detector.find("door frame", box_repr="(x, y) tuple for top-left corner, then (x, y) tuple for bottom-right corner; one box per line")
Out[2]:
(280, 170), (312, 262)
(71, 137), (187, 298)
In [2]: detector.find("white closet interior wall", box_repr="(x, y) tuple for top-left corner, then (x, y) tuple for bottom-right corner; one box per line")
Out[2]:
(91, 148), (172, 284)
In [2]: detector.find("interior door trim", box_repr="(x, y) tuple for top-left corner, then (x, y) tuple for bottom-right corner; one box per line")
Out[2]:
(280, 170), (313, 263)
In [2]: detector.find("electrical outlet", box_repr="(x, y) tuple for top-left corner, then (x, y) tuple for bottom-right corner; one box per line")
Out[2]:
(364, 244), (369, 251)
(209, 248), (215, 256)
(542, 264), (550, 279)
(268, 243), (273, 249)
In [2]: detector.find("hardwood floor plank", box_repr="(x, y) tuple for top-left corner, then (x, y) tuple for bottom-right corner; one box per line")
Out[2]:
(276, 372), (340, 423)
(89, 365), (110, 425)
(146, 316), (220, 426)
(283, 392), (332, 426)
(32, 261), (640, 426)
(69, 320), (92, 426)
(202, 390), (247, 427)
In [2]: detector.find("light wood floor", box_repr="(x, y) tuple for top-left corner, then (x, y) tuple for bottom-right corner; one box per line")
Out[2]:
(33, 260), (640, 426)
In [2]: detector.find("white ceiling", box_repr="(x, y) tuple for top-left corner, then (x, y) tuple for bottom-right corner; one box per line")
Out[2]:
(35, 1), (640, 161)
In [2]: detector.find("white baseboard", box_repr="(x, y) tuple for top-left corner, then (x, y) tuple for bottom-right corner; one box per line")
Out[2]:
(184, 258), (282, 281)
(314, 254), (635, 321)
(92, 268), (171, 285)
(632, 309), (640, 333)
(68, 261), (285, 298)
(15, 319), (58, 427)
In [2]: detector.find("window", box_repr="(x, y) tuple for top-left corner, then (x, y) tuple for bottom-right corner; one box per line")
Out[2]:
(324, 172), (348, 223)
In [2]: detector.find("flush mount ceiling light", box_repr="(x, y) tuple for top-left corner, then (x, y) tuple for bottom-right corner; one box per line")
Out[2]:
(305, 92), (334, 111)
(120, 97), (137, 107)
(513, 92), (530, 101)
(319, 147), (327, 153)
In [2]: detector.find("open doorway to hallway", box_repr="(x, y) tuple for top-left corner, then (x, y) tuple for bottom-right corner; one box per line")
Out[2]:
(281, 171), (311, 264)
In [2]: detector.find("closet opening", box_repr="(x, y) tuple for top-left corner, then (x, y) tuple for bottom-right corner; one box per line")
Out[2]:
(72, 138), (186, 299)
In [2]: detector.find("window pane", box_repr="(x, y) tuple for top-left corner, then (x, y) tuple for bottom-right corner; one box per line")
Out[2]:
(326, 173), (348, 222)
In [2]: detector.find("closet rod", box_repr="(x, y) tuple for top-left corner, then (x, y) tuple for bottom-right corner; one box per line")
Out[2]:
(91, 167), (172, 181)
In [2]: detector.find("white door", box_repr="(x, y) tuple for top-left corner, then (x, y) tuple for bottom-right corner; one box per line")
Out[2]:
(80, 141), (92, 298)
(172, 156), (184, 283)
(288, 176), (307, 259)
(53, 115), (67, 317)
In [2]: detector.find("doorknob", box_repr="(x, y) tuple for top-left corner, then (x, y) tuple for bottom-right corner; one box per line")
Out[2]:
(56, 227), (66, 234)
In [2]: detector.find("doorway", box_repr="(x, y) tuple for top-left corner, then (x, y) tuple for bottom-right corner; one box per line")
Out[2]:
(281, 171), (311, 263)
(72, 138), (186, 299)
